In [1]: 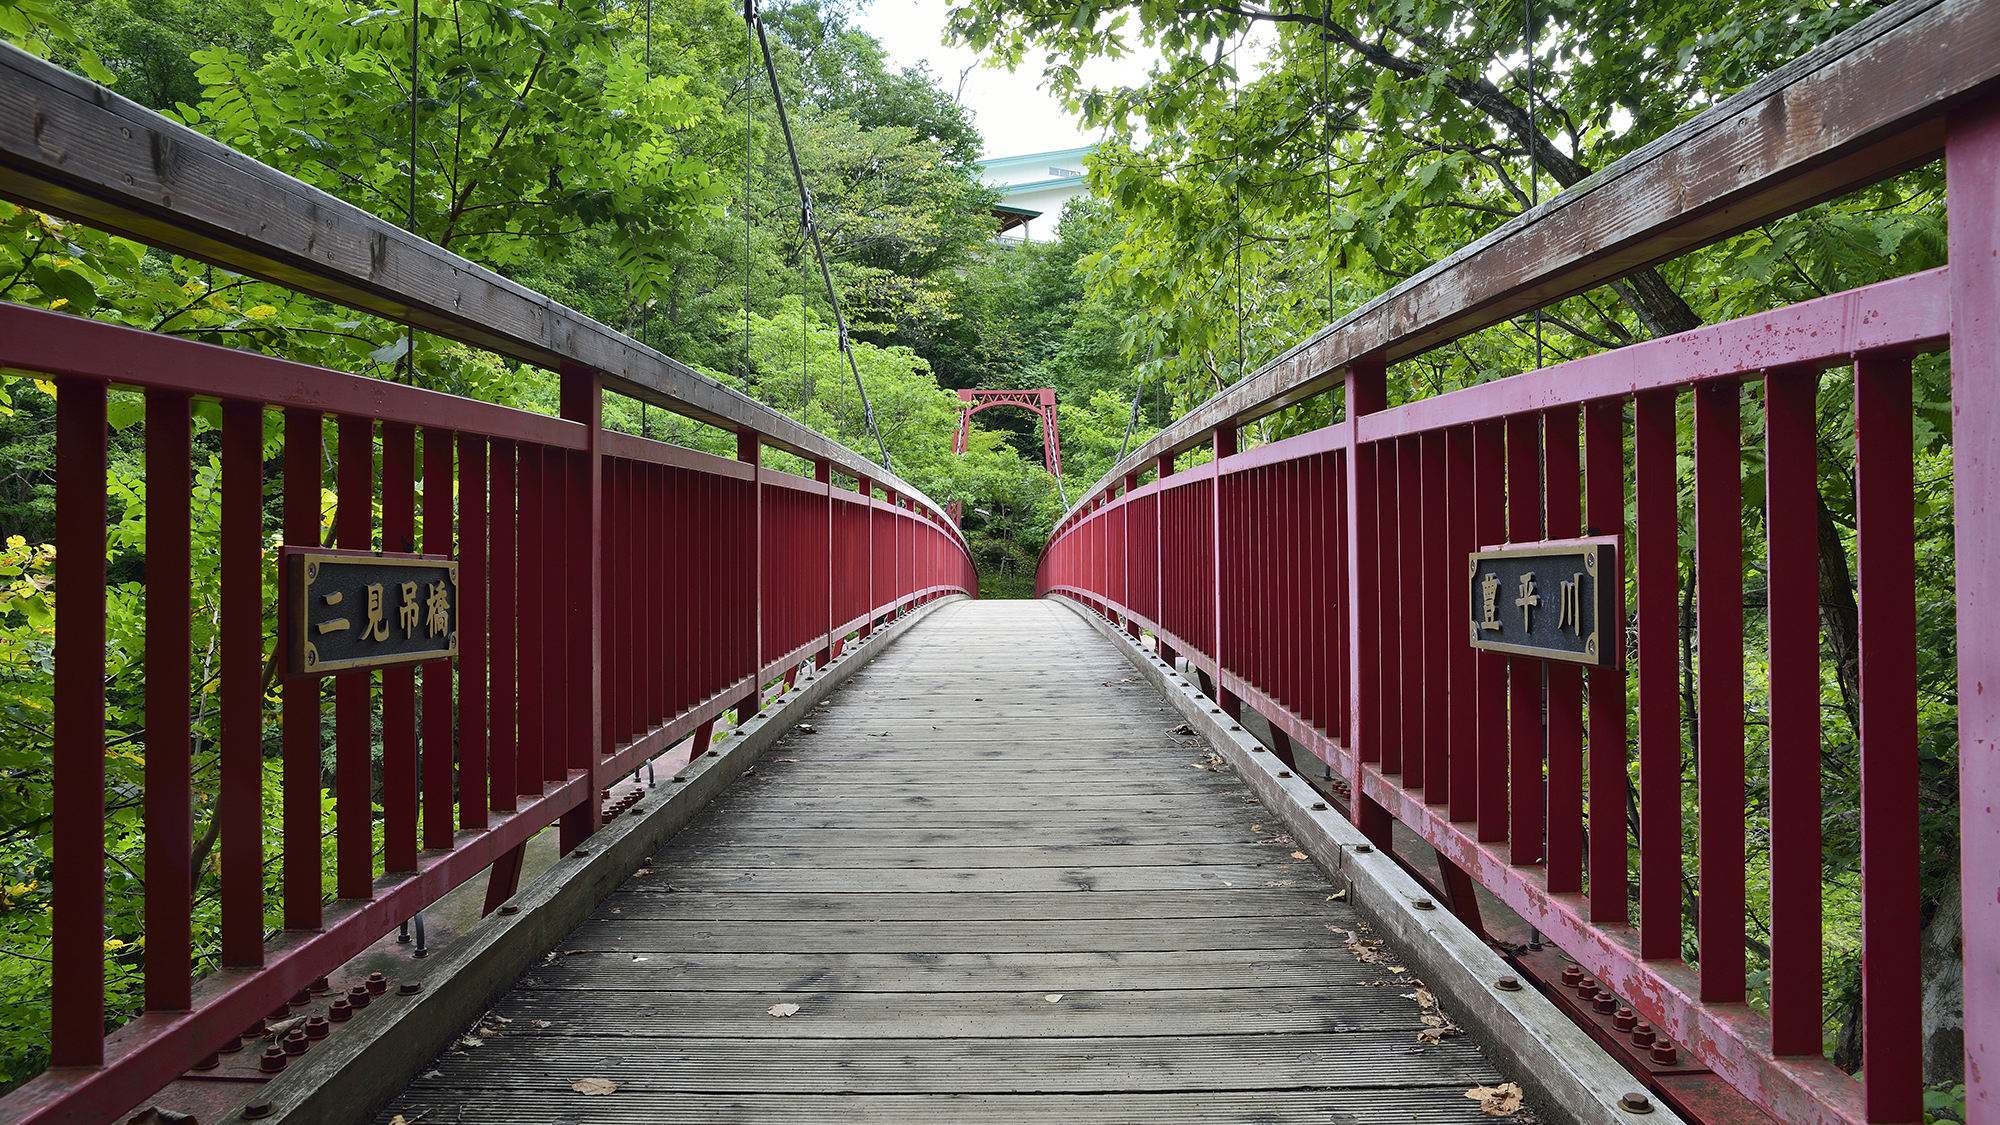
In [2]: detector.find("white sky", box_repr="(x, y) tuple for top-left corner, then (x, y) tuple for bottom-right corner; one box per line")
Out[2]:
(852, 0), (1163, 159)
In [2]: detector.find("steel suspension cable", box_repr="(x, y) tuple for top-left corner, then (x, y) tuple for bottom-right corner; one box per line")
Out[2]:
(743, 0), (892, 471)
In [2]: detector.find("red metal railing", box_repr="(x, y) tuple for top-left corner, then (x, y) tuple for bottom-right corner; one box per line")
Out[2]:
(1039, 10), (2000, 1123)
(0, 51), (972, 1125)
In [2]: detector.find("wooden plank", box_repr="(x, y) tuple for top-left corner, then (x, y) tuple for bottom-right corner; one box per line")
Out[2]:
(376, 600), (1498, 1120)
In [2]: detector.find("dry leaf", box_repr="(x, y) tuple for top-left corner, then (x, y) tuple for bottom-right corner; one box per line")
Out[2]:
(776, 758), (800, 762)
(456, 1037), (483, 1049)
(571, 1078), (619, 1096)
(1389, 966), (1409, 974)
(767, 1003), (800, 1018)
(476, 1027), (500, 1038)
(1250, 824), (1262, 832)
(266, 1017), (306, 1039)
(1328, 890), (1348, 901)
(1466, 1083), (1524, 1116)
(422, 1071), (443, 1079)
(389, 1117), (408, 1124)
(532, 1020), (553, 1029)
(633, 868), (653, 876)
(1044, 994), (1063, 1003)
(1290, 851), (1309, 860)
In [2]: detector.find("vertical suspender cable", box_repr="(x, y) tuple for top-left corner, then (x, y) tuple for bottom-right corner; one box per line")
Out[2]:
(744, 0), (892, 472)
(1524, 0), (1543, 371)
(744, 13), (754, 387)
(406, 0), (419, 384)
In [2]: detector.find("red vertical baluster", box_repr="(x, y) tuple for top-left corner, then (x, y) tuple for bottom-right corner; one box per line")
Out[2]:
(282, 410), (323, 928)
(1398, 437), (1425, 790)
(542, 448), (568, 788)
(1584, 400), (1629, 924)
(560, 372), (602, 852)
(421, 428), (455, 851)
(1447, 426), (1477, 823)
(219, 400), (264, 966)
(1633, 389), (1682, 960)
(1376, 442), (1402, 776)
(144, 391), (193, 1011)
(1694, 379), (1745, 999)
(458, 432), (489, 827)
(1764, 367), (1822, 1053)
(1345, 360), (1391, 845)
(53, 377), (108, 1066)
(1506, 413), (1543, 865)
(491, 440), (521, 807)
(1473, 420), (1507, 842)
(381, 423), (417, 873)
(518, 447), (547, 796)
(1422, 431), (1450, 806)
(1545, 406), (1583, 894)
(1855, 351), (1920, 1121)
(335, 416), (375, 899)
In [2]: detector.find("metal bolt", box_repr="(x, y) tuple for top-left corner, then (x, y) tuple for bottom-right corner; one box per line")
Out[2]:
(310, 976), (331, 994)
(399, 980), (423, 995)
(1613, 1007), (1637, 1032)
(706, 749), (720, 757)
(243, 1019), (268, 1038)
(346, 985), (371, 1009)
(1278, 771), (1292, 778)
(267, 1004), (291, 1021)
(1629, 1022), (1655, 1048)
(1595, 993), (1618, 1014)
(1354, 844), (1374, 853)
(242, 1099), (276, 1120)
(1250, 745), (1264, 751)
(328, 997), (353, 1022)
(283, 1030), (310, 1056)
(192, 1052), (220, 1071)
(1210, 708), (1222, 714)
(258, 1047), (288, 1073)
(366, 972), (388, 995)
(1312, 802), (1328, 810)
(1619, 1093), (1654, 1114)
(498, 904), (520, 916)
(1230, 725), (1243, 731)
(1576, 976), (1597, 997)
(1649, 1042), (1678, 1066)
(290, 987), (312, 1007)
(672, 775), (687, 782)
(1560, 965), (1583, 987)
(573, 847), (592, 857)
(304, 1016), (330, 1040)
(1412, 898), (1436, 910)
(1494, 977), (1522, 992)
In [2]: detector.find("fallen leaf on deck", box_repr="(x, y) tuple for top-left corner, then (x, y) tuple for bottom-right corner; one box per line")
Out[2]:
(1291, 851), (1309, 860)
(1465, 1083), (1523, 1116)
(1328, 890), (1348, 901)
(564, 949), (591, 955)
(389, 1117), (408, 1124)
(456, 1037), (483, 1049)
(767, 1003), (800, 1017)
(1168, 723), (1195, 736)
(1389, 966), (1408, 974)
(422, 1070), (442, 1079)
(476, 1027), (500, 1038)
(266, 1016), (306, 1039)
(1250, 824), (1262, 832)
(632, 956), (649, 962)
(532, 1020), (553, 1028)
(571, 1078), (619, 1096)
(633, 868), (653, 876)
(1044, 994), (1063, 1003)
(776, 758), (800, 762)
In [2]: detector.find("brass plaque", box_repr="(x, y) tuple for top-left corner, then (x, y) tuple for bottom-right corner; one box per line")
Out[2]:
(1467, 537), (1619, 667)
(285, 549), (458, 677)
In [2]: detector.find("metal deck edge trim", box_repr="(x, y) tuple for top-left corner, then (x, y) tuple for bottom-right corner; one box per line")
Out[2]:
(242, 595), (968, 1125)
(1047, 594), (1687, 1125)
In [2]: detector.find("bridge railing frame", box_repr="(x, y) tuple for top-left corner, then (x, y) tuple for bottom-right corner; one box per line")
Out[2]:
(0, 39), (975, 1125)
(1040, 2), (2000, 1123)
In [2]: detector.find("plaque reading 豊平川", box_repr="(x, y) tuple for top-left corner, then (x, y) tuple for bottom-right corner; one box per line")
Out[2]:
(1467, 537), (1619, 668)
(285, 549), (458, 677)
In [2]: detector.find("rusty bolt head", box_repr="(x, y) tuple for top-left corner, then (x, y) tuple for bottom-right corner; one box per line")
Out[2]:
(1278, 771), (1293, 778)
(1560, 965), (1583, 987)
(1494, 977), (1523, 992)
(1595, 994), (1618, 1014)
(573, 847), (593, 857)
(346, 985), (371, 1009)
(1575, 976), (1596, 996)
(243, 1019), (268, 1038)
(220, 1033), (244, 1054)
(1630, 1022), (1655, 1048)
(1354, 844), (1374, 853)
(1412, 898), (1437, 910)
(242, 1099), (276, 1120)
(283, 1030), (309, 1056)
(399, 980), (422, 995)
(1312, 802), (1328, 810)
(671, 775), (687, 783)
(268, 1004), (291, 1021)
(303, 1016), (330, 1040)
(192, 1052), (220, 1071)
(1613, 1007), (1637, 1032)
(310, 976), (330, 994)
(365, 972), (388, 994)
(258, 1047), (288, 1073)
(290, 988), (311, 1007)
(328, 997), (353, 1022)
(1619, 1093), (1654, 1114)
(705, 749), (720, 757)
(498, 904), (520, 916)
(1650, 1042), (1679, 1066)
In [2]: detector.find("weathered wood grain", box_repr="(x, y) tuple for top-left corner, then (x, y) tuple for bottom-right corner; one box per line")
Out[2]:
(381, 601), (1498, 1122)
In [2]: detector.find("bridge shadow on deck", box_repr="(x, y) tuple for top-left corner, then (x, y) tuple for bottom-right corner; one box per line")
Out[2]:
(375, 600), (1503, 1123)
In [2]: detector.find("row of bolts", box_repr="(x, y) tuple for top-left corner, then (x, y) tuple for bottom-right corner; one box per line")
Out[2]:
(1559, 962), (1680, 1065)
(190, 969), (422, 1076)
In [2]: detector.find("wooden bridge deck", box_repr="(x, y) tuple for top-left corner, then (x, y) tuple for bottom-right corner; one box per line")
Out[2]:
(377, 599), (1504, 1123)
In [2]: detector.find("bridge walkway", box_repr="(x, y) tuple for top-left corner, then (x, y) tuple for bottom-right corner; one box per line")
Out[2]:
(371, 599), (1503, 1123)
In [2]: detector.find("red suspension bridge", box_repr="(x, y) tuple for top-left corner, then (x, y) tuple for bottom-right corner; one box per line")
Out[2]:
(1, 1), (1998, 1123)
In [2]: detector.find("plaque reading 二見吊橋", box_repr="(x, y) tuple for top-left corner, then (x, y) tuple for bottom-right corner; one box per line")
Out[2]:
(285, 548), (459, 677)
(1467, 537), (1619, 668)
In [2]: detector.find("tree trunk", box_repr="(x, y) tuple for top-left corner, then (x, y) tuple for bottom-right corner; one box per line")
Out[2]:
(1922, 875), (1966, 1084)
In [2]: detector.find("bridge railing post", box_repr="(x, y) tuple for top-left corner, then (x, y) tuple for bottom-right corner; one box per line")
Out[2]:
(737, 429), (763, 723)
(1342, 358), (1393, 850)
(558, 365), (603, 854)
